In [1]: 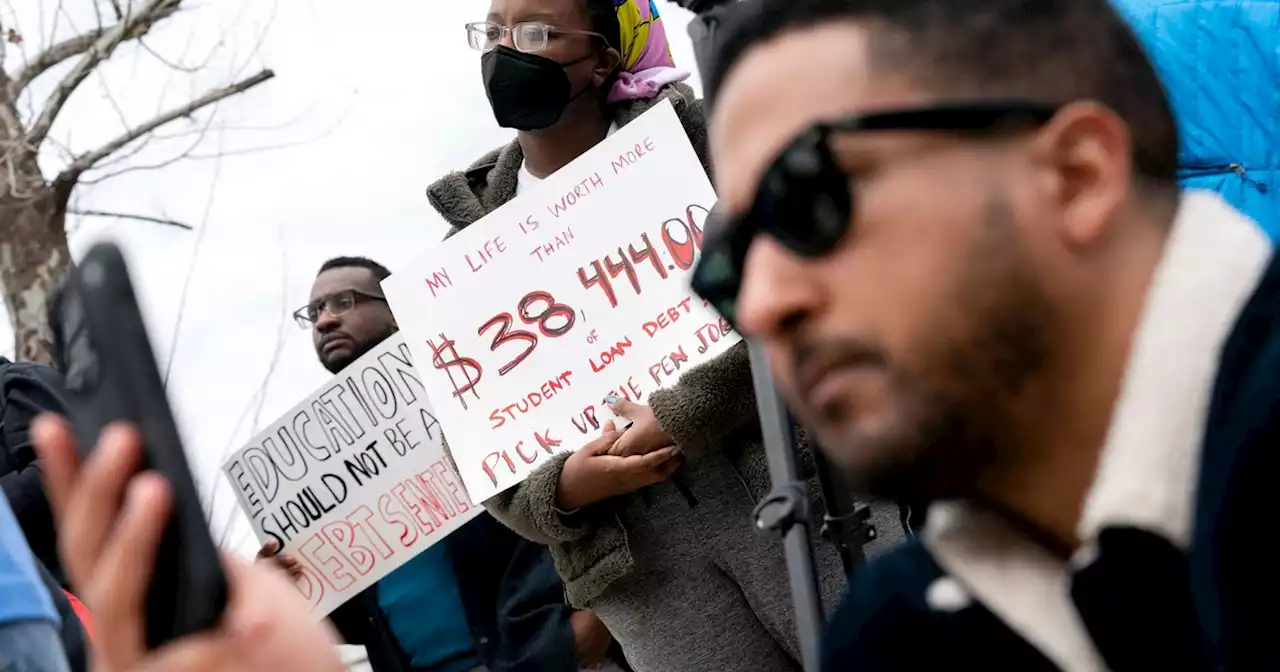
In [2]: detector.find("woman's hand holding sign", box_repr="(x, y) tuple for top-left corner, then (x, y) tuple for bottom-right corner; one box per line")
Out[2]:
(556, 420), (682, 510)
(604, 396), (674, 458)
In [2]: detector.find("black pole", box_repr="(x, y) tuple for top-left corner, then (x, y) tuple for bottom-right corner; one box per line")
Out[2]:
(747, 342), (824, 672)
(811, 447), (874, 574)
(680, 2), (881, 666)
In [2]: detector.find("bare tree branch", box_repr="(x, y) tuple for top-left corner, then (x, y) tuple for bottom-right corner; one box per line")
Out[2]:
(0, 15), (9, 71)
(0, 12), (25, 140)
(139, 91), (355, 166)
(78, 108), (216, 184)
(44, 0), (67, 49)
(95, 69), (132, 131)
(12, 20), (164, 96)
(78, 102), (321, 186)
(164, 129), (225, 386)
(57, 68), (274, 183)
(0, 71), (21, 144)
(13, 1), (180, 93)
(25, 0), (181, 149)
(68, 208), (193, 230)
(139, 38), (200, 73)
(92, 0), (106, 33)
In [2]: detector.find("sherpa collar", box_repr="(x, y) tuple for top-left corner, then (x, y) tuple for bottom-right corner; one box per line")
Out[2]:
(922, 191), (1273, 671)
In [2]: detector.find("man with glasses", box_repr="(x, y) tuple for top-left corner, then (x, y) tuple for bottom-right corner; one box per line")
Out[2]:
(695, 0), (1279, 669)
(262, 256), (620, 672)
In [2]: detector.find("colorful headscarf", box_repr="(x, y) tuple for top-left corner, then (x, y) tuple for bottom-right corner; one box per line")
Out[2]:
(609, 0), (691, 103)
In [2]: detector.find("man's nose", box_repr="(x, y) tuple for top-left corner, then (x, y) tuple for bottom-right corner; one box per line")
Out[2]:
(314, 307), (341, 332)
(735, 238), (822, 340)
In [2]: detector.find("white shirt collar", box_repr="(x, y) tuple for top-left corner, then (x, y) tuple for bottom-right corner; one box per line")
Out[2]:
(922, 191), (1273, 671)
(1077, 190), (1272, 548)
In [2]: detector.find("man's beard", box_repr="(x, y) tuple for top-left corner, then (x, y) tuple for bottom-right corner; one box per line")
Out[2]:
(321, 324), (399, 374)
(839, 194), (1054, 505)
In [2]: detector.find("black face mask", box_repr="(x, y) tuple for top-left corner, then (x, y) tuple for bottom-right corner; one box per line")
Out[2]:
(482, 45), (594, 131)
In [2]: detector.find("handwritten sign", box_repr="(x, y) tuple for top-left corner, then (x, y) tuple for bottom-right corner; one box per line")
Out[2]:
(382, 100), (740, 503)
(222, 334), (481, 618)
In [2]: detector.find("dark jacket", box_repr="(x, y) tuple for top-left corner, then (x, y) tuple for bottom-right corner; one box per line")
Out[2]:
(427, 84), (904, 608)
(1, 358), (87, 671)
(0, 357), (66, 587)
(821, 194), (1280, 671)
(328, 512), (584, 672)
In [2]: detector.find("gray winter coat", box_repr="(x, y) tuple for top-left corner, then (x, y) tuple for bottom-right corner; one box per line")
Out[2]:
(427, 84), (902, 608)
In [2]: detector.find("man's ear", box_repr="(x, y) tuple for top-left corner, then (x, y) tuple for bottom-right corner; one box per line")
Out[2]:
(593, 47), (622, 88)
(1029, 101), (1131, 250)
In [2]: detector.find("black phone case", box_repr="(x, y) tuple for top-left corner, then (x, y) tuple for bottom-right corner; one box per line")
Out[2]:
(51, 242), (229, 650)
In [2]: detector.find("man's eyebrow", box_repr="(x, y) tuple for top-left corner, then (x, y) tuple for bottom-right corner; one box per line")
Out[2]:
(307, 288), (352, 303)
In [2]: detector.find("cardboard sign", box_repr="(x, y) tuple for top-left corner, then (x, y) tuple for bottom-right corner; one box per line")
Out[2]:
(383, 100), (740, 503)
(222, 334), (481, 618)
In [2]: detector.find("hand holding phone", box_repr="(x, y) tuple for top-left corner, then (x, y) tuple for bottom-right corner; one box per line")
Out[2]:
(50, 241), (228, 650)
(29, 416), (345, 672)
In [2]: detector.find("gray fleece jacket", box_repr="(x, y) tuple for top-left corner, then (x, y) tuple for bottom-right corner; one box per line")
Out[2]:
(427, 84), (901, 607)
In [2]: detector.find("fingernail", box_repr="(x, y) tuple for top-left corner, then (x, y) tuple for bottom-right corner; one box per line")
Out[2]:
(127, 472), (162, 505)
(603, 394), (619, 406)
(125, 478), (148, 506)
(671, 447), (683, 456)
(103, 424), (137, 456)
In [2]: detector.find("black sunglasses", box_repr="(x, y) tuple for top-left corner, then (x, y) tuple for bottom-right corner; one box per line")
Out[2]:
(690, 101), (1059, 328)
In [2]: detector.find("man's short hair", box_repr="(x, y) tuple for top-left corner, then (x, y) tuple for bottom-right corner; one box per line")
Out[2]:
(706, 0), (1179, 190)
(317, 256), (391, 282)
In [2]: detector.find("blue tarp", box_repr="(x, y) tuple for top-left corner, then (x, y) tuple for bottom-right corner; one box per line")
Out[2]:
(1113, 0), (1278, 240)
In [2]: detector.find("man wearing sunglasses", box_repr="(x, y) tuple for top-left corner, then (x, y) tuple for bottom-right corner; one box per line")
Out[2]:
(696, 0), (1279, 669)
(261, 256), (620, 672)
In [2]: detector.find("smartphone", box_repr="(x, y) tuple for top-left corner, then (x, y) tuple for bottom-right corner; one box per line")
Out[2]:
(50, 241), (229, 649)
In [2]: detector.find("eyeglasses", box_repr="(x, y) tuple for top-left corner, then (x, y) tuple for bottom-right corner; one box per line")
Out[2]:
(465, 21), (605, 54)
(293, 289), (386, 329)
(689, 102), (1060, 328)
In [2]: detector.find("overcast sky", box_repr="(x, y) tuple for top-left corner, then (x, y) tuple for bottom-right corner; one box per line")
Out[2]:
(1, 0), (705, 557)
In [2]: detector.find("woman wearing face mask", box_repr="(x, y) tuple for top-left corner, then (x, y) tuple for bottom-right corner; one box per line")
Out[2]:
(427, 1), (893, 671)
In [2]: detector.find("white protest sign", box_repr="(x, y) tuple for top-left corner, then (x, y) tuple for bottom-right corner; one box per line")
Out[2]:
(222, 334), (481, 618)
(382, 99), (740, 503)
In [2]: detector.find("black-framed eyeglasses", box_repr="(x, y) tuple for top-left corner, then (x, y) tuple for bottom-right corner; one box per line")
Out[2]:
(293, 289), (386, 329)
(465, 21), (605, 54)
(690, 101), (1059, 327)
